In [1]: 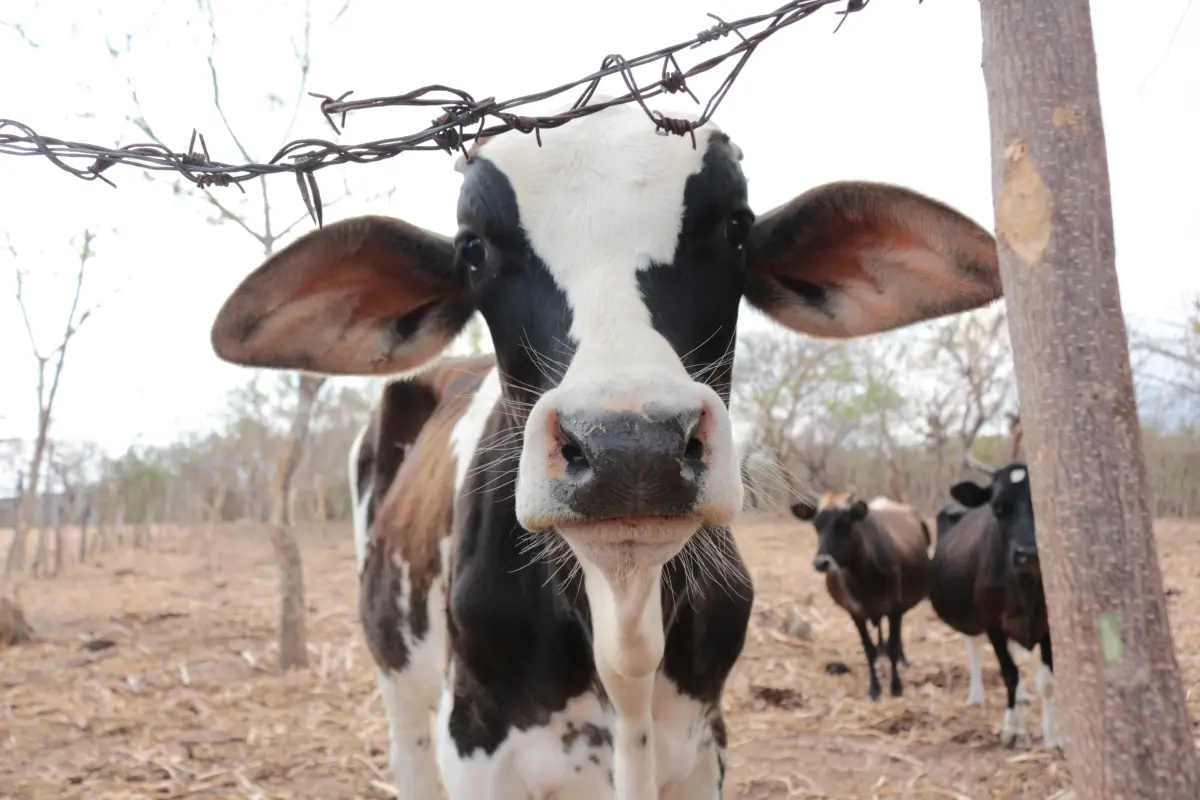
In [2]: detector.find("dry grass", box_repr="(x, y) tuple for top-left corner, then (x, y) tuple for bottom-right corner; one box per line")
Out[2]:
(2, 516), (1199, 799)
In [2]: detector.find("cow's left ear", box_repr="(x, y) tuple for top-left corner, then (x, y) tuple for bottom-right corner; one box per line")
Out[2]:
(743, 182), (1002, 338)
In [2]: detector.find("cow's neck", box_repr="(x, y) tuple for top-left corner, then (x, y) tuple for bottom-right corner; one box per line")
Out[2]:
(1005, 570), (1047, 646)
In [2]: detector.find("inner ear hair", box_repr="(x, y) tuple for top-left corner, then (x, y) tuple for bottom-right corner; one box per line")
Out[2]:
(743, 181), (1002, 338)
(210, 215), (469, 375)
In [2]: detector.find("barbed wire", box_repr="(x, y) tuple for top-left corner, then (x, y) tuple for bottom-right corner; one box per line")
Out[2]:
(0, 0), (877, 226)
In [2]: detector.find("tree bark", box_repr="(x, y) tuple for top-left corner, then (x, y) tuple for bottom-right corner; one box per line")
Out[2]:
(980, 1), (1199, 795)
(5, 427), (49, 576)
(268, 374), (325, 671)
(78, 498), (91, 564)
(52, 495), (65, 577)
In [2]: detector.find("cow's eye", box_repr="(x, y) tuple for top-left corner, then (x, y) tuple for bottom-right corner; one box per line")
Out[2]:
(458, 235), (487, 271)
(724, 209), (755, 248)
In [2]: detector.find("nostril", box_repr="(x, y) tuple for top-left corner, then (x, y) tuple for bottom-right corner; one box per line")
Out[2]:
(684, 436), (704, 461)
(561, 441), (587, 469)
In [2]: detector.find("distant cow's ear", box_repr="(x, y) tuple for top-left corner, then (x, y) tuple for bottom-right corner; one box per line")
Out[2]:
(849, 499), (869, 520)
(210, 215), (473, 376)
(950, 481), (993, 508)
(743, 181), (1002, 338)
(790, 500), (817, 522)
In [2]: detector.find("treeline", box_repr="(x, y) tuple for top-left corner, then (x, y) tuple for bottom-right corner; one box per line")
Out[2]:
(4, 301), (1200, 535)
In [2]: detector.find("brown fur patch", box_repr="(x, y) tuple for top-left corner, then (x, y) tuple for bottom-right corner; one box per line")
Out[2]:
(359, 353), (495, 672)
(818, 490), (855, 510)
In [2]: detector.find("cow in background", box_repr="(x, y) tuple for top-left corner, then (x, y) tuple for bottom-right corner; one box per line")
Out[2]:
(928, 455), (1061, 749)
(791, 492), (931, 701)
(935, 496), (1031, 709)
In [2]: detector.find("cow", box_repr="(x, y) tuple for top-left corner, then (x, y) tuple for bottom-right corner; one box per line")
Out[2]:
(928, 456), (1061, 749)
(207, 97), (1004, 798)
(790, 492), (931, 701)
(934, 497), (1031, 710)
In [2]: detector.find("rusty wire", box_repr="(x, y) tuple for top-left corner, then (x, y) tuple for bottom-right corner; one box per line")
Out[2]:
(0, 0), (875, 226)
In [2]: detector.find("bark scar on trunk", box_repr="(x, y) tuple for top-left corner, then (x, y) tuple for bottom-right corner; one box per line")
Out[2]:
(997, 138), (1052, 267)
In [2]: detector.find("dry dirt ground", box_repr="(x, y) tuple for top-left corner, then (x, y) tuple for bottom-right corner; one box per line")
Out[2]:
(3, 516), (1200, 799)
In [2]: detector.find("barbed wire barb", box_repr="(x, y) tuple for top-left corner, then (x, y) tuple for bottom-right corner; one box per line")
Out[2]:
(0, 0), (877, 228)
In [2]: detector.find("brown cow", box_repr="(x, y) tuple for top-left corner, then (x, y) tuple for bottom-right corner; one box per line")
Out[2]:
(791, 493), (931, 700)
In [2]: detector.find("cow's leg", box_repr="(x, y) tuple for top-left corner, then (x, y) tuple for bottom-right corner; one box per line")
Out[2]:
(886, 611), (904, 697)
(987, 627), (1029, 748)
(964, 635), (987, 706)
(1036, 635), (1063, 750)
(874, 620), (887, 668)
(378, 668), (442, 800)
(1011, 640), (1033, 705)
(661, 714), (726, 800)
(853, 615), (883, 701)
(359, 535), (450, 799)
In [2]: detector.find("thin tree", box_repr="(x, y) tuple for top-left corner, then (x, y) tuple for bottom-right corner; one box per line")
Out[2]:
(4, 232), (98, 578)
(980, 1), (1198, 795)
(268, 374), (324, 669)
(111, 0), (369, 669)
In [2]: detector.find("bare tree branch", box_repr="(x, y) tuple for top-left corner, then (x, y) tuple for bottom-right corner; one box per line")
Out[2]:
(199, 0), (254, 166)
(0, 19), (39, 48)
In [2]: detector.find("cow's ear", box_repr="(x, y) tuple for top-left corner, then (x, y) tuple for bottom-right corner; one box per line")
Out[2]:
(743, 182), (1002, 338)
(950, 481), (993, 508)
(849, 499), (869, 520)
(210, 215), (473, 376)
(790, 499), (817, 522)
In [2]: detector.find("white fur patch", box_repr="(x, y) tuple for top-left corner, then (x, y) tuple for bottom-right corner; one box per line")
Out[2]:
(1036, 663), (1063, 749)
(1001, 705), (1030, 748)
(435, 672), (721, 799)
(867, 496), (904, 511)
(379, 667), (443, 799)
(348, 421), (372, 577)
(1009, 468), (1027, 483)
(450, 365), (501, 494)
(964, 635), (986, 707)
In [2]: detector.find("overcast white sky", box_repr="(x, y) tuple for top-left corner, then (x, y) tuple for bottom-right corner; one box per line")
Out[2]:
(1, 0), (1197, 457)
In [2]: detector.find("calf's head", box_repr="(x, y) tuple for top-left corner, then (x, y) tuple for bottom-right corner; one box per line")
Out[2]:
(791, 496), (869, 573)
(950, 462), (1037, 573)
(209, 101), (1002, 574)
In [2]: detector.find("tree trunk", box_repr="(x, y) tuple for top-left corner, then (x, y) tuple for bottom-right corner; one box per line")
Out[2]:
(269, 374), (325, 671)
(314, 484), (327, 522)
(31, 494), (50, 579)
(78, 499), (91, 564)
(52, 496), (65, 577)
(270, 524), (308, 671)
(5, 437), (48, 576)
(980, 2), (1199, 795)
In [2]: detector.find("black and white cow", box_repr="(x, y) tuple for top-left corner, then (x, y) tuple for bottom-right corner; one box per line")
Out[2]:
(209, 99), (1004, 798)
(929, 458), (1060, 749)
(934, 497), (1031, 710)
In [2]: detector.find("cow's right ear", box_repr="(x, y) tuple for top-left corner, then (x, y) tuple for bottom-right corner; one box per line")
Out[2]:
(949, 481), (992, 508)
(790, 500), (817, 522)
(210, 215), (473, 376)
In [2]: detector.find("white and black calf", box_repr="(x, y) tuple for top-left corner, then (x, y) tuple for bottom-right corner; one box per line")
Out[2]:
(208, 99), (1005, 798)
(928, 459), (1061, 750)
